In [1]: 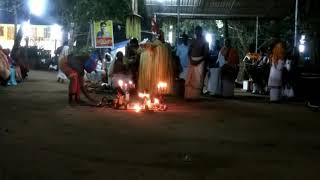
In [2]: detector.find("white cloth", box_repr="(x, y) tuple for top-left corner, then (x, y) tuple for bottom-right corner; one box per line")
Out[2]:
(57, 46), (69, 80)
(86, 61), (104, 82)
(270, 88), (281, 101)
(217, 52), (226, 68)
(185, 59), (205, 99)
(179, 67), (188, 80)
(268, 60), (284, 87)
(207, 68), (222, 95)
(176, 44), (189, 68)
(176, 44), (189, 80)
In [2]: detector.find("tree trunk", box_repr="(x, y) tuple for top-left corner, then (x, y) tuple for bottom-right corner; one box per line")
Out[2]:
(10, 1), (22, 60)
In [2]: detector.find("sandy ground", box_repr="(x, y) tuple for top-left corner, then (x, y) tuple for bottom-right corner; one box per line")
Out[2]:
(0, 70), (320, 180)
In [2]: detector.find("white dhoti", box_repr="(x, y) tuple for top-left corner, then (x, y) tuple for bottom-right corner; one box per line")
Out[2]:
(207, 68), (221, 95)
(185, 56), (205, 99)
(270, 88), (281, 101)
(179, 67), (188, 80)
(268, 61), (284, 101)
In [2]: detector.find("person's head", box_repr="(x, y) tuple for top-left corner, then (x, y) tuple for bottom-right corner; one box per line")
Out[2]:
(116, 51), (124, 62)
(181, 33), (188, 45)
(224, 38), (231, 48)
(195, 26), (203, 38)
(130, 38), (139, 47)
(100, 22), (106, 32)
(271, 42), (286, 63)
(105, 53), (111, 62)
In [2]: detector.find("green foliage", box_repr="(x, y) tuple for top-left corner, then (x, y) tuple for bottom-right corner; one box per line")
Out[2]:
(126, 15), (142, 40)
(71, 46), (95, 57)
(55, 0), (131, 27)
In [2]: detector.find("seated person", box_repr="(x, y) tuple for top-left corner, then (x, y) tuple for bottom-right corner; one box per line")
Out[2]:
(108, 51), (132, 87)
(0, 46), (10, 85)
(85, 59), (105, 83)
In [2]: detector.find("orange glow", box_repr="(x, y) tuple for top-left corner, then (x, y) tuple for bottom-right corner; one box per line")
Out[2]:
(138, 92), (150, 99)
(133, 104), (142, 112)
(154, 98), (160, 105)
(118, 80), (124, 87)
(147, 100), (152, 108)
(157, 82), (167, 89)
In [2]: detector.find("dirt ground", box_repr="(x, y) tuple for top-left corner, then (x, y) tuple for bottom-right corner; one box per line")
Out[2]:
(0, 70), (320, 180)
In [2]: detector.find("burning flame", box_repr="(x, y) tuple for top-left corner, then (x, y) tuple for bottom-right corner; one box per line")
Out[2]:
(147, 100), (152, 108)
(157, 82), (167, 89)
(138, 92), (150, 99)
(118, 80), (124, 87)
(133, 104), (142, 112)
(154, 98), (160, 105)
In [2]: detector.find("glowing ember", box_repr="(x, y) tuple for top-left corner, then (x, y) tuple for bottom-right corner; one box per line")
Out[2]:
(118, 80), (124, 87)
(133, 104), (142, 112)
(147, 100), (152, 108)
(154, 98), (160, 105)
(157, 82), (167, 89)
(138, 92), (150, 99)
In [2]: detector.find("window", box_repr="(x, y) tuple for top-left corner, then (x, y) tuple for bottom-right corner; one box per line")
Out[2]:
(44, 27), (50, 38)
(7, 26), (14, 40)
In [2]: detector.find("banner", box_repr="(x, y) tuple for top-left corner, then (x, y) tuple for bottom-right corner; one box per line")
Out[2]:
(94, 20), (114, 48)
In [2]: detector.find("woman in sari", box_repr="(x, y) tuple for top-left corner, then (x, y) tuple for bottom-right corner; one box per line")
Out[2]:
(268, 42), (286, 102)
(57, 41), (69, 83)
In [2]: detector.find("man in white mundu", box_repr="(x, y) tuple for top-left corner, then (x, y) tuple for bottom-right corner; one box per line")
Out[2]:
(185, 26), (209, 100)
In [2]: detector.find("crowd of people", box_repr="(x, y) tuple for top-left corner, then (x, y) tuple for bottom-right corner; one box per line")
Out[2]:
(57, 25), (298, 104)
(243, 41), (298, 102)
(0, 45), (25, 87)
(1, 25), (300, 105)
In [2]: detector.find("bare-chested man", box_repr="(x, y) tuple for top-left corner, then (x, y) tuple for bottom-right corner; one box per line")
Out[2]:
(185, 26), (209, 100)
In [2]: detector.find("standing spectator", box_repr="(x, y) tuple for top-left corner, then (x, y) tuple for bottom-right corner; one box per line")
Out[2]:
(57, 41), (69, 83)
(220, 39), (239, 97)
(207, 40), (222, 95)
(3, 49), (17, 86)
(176, 33), (189, 80)
(185, 26), (209, 100)
(268, 42), (286, 102)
